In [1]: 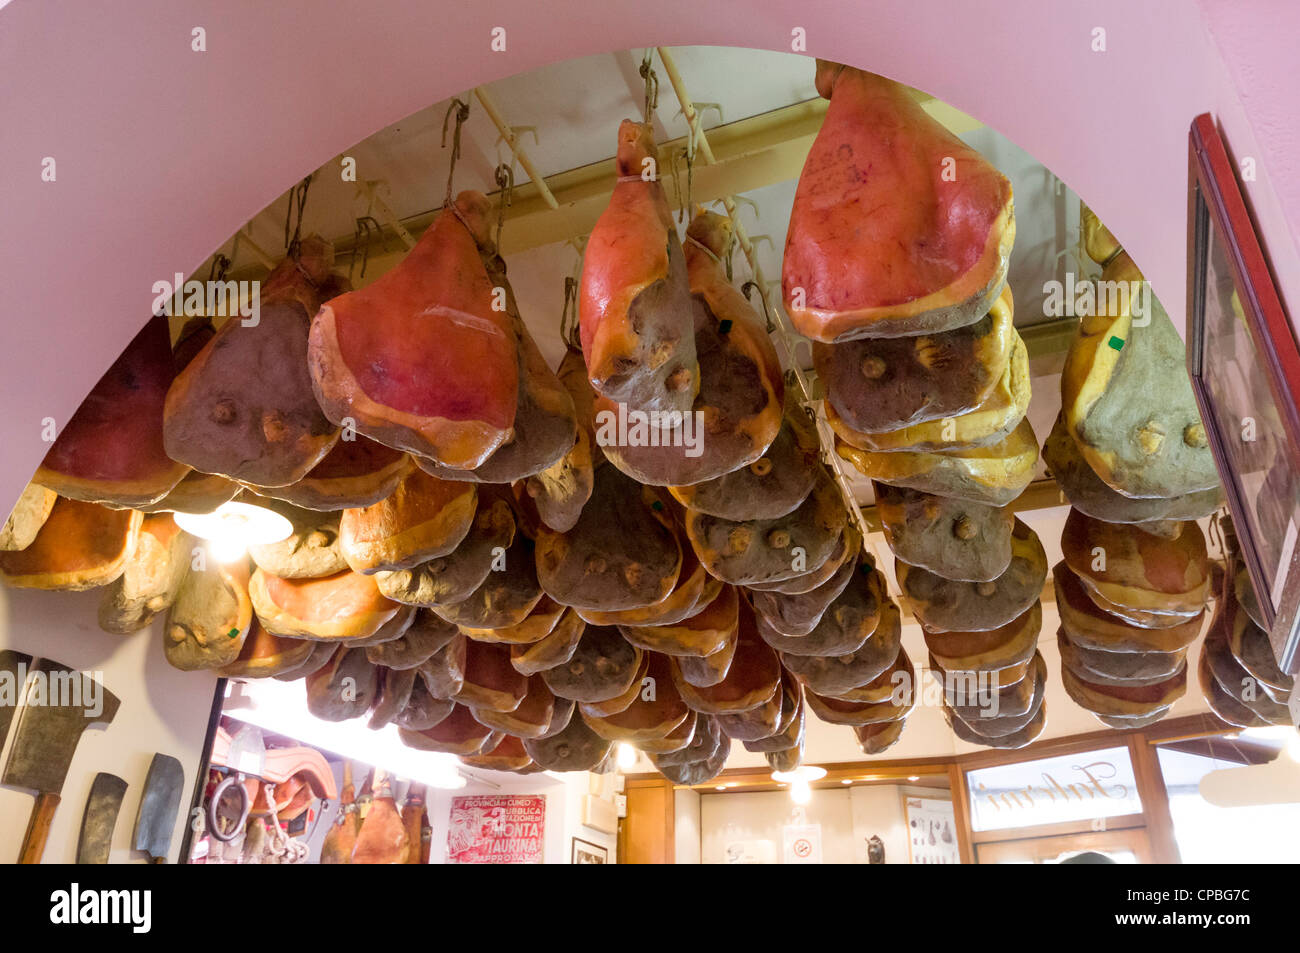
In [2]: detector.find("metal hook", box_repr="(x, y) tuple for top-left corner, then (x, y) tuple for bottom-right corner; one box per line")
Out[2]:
(349, 215), (384, 281)
(742, 280), (775, 333)
(283, 175), (313, 259)
(639, 51), (659, 121)
(208, 252), (232, 283)
(441, 97), (472, 206)
(561, 275), (581, 350)
(493, 162), (514, 252)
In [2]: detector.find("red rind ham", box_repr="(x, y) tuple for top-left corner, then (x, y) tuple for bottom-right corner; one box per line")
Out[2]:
(783, 61), (1014, 342)
(310, 191), (518, 469)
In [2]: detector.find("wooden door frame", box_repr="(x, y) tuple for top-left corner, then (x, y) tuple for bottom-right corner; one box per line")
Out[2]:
(617, 776), (676, 864)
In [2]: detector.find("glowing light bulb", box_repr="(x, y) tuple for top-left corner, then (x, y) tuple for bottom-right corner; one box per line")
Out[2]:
(174, 501), (293, 563)
(616, 743), (638, 771)
(208, 535), (248, 563)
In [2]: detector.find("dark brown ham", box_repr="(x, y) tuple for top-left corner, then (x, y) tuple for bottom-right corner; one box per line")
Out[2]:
(375, 496), (514, 607)
(521, 348), (597, 532)
(367, 666), (418, 729)
(535, 466), (681, 611)
(309, 191), (518, 470)
(366, 610), (458, 670)
(430, 530), (543, 629)
(306, 647), (379, 721)
(597, 211), (782, 486)
(669, 407), (820, 521)
(672, 609), (781, 714)
(686, 467), (845, 586)
(522, 710), (611, 771)
(37, 314), (189, 506)
(542, 624), (643, 703)
(164, 239), (342, 486)
(781, 600), (903, 696)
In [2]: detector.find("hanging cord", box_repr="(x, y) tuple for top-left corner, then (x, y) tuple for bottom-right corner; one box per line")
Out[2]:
(349, 215), (384, 280)
(639, 50), (659, 121)
(742, 280), (776, 333)
(441, 97), (472, 207)
(493, 162), (515, 252)
(207, 253), (231, 283)
(282, 175), (313, 260)
(561, 275), (581, 350)
(670, 143), (696, 227)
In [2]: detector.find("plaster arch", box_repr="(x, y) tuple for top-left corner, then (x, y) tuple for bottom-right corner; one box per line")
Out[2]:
(2, 0), (1294, 513)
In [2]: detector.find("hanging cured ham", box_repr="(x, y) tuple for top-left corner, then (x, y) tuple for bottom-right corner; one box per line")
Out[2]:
(416, 247), (576, 483)
(98, 514), (192, 634)
(37, 315), (189, 506)
(0, 484), (56, 551)
(0, 498), (142, 590)
(783, 60), (1015, 342)
(1059, 251), (1220, 499)
(250, 437), (413, 512)
(309, 191), (518, 470)
(597, 211), (782, 486)
(580, 120), (698, 414)
(164, 238), (343, 487)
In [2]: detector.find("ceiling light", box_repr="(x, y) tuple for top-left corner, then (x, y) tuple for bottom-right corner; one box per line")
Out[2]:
(174, 501), (293, 562)
(908, 775), (920, 781)
(715, 785), (727, 791)
(770, 765), (827, 785)
(616, 743), (638, 771)
(841, 779), (852, 785)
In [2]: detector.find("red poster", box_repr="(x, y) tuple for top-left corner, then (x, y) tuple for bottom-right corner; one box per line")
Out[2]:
(446, 795), (546, 864)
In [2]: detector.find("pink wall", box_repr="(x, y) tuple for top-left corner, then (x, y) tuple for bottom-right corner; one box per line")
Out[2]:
(1, 0), (1297, 513)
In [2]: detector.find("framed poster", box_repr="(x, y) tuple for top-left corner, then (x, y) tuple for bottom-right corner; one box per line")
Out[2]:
(903, 796), (960, 864)
(1188, 112), (1300, 674)
(571, 837), (608, 864)
(446, 795), (546, 864)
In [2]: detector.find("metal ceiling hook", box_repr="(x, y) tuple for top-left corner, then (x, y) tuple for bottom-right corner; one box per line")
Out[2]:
(441, 96), (472, 206)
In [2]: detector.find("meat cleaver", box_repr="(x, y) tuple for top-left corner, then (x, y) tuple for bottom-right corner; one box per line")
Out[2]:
(132, 753), (185, 863)
(1, 658), (121, 864)
(0, 650), (34, 751)
(76, 772), (128, 864)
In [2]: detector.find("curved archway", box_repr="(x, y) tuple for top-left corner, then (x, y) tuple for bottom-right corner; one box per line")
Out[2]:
(0, 0), (1276, 509)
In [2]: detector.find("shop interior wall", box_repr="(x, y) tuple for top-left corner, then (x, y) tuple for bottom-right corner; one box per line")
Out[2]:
(0, 587), (216, 864)
(698, 783), (942, 864)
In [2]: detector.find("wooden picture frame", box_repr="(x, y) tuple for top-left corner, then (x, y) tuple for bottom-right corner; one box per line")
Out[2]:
(1187, 112), (1300, 674)
(571, 837), (608, 864)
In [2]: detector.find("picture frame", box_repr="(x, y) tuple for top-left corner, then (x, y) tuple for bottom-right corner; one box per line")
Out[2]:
(571, 837), (608, 865)
(1187, 112), (1300, 675)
